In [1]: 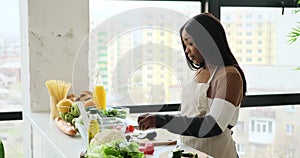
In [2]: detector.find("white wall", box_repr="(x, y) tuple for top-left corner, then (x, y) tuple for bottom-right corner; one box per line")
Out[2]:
(22, 0), (89, 112)
(21, 0), (89, 157)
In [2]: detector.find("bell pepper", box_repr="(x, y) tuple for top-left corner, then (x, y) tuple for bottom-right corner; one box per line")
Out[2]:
(139, 142), (154, 155)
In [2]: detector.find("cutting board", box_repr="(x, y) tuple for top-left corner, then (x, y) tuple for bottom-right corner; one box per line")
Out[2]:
(126, 128), (179, 146)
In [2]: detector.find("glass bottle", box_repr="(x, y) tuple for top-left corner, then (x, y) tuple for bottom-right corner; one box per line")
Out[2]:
(92, 70), (107, 110)
(88, 108), (101, 143)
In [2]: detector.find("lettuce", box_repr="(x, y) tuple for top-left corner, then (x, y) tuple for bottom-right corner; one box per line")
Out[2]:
(86, 140), (144, 158)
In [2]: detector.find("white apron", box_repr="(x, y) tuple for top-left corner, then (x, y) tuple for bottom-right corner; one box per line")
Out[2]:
(180, 67), (237, 158)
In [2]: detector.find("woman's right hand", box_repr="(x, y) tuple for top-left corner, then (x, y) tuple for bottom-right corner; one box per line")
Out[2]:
(137, 113), (156, 130)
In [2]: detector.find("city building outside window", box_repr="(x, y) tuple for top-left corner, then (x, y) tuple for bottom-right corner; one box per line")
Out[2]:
(0, 1), (23, 157)
(222, 6), (300, 157)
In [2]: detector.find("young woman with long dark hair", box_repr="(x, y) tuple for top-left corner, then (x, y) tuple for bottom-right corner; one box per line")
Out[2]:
(138, 13), (246, 158)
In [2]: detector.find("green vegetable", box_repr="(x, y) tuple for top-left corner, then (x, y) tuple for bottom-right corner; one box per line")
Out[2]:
(182, 152), (198, 158)
(70, 103), (80, 117)
(86, 140), (144, 158)
(171, 147), (198, 158)
(172, 151), (182, 158)
(64, 113), (74, 123)
(100, 109), (127, 119)
(59, 112), (66, 120)
(172, 146), (184, 158)
(0, 138), (5, 158)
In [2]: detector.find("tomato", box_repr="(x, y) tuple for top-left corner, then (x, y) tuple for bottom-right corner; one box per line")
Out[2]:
(126, 125), (135, 133)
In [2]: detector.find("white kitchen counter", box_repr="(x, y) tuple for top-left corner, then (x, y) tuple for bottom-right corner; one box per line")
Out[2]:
(24, 112), (211, 158)
(24, 112), (86, 158)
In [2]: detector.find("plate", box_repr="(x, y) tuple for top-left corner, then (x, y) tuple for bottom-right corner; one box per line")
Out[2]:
(159, 149), (209, 158)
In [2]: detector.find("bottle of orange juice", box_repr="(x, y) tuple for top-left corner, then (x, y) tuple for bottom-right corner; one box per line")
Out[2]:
(93, 71), (106, 110)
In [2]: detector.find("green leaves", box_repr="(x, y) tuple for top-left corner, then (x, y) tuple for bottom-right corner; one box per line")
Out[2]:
(288, 9), (300, 71)
(86, 140), (144, 158)
(288, 9), (300, 44)
(292, 10), (300, 14)
(100, 109), (127, 119)
(287, 22), (300, 44)
(293, 67), (300, 70)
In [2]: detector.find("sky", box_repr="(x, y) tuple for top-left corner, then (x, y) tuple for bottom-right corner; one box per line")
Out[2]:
(0, 0), (20, 36)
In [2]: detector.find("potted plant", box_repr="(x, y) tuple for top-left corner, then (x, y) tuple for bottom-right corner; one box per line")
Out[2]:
(288, 3), (300, 70)
(287, 11), (300, 44)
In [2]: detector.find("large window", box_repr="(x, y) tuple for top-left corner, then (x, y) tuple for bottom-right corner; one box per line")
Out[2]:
(88, 1), (202, 106)
(87, 3), (300, 157)
(221, 7), (300, 95)
(0, 1), (22, 112)
(0, 1), (23, 158)
(219, 4), (300, 158)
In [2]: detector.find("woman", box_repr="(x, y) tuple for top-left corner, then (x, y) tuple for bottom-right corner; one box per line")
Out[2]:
(138, 13), (247, 158)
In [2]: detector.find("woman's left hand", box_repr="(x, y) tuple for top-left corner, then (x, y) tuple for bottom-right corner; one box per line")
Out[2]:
(137, 113), (156, 130)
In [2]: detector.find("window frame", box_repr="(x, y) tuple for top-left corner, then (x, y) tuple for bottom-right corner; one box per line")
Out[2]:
(125, 93), (300, 113)
(208, 0), (300, 18)
(0, 112), (22, 121)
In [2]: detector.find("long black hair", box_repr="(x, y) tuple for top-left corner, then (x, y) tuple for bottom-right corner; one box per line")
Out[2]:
(180, 13), (247, 96)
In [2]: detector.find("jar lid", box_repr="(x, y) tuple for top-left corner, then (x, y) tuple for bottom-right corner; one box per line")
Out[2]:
(90, 108), (98, 114)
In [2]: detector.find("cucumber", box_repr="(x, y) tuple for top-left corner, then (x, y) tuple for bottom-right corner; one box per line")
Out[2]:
(182, 152), (198, 158)
(172, 147), (184, 158)
(0, 138), (4, 158)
